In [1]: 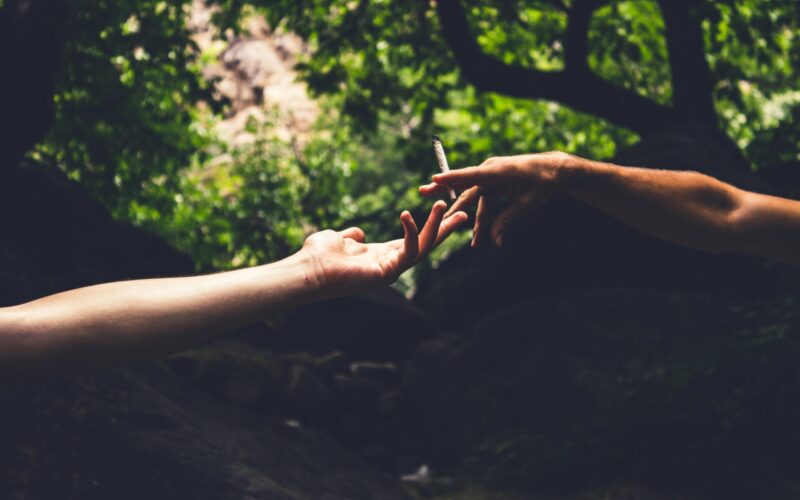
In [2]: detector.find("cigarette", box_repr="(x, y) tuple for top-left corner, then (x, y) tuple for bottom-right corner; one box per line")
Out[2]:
(432, 135), (457, 201)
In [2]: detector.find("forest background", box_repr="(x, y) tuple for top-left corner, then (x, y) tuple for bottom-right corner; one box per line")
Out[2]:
(20, 0), (800, 286)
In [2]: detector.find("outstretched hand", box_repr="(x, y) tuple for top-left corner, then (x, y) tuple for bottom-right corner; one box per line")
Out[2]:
(419, 152), (573, 247)
(299, 201), (468, 297)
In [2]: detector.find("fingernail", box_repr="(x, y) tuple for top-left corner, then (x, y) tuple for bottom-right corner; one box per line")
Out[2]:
(495, 233), (503, 246)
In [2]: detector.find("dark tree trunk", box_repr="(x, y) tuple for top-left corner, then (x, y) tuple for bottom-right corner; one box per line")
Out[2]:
(657, 0), (718, 126)
(0, 0), (67, 169)
(435, 0), (719, 136)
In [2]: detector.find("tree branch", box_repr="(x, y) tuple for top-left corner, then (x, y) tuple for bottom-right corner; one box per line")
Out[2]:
(656, 0), (716, 125)
(564, 0), (605, 74)
(436, 0), (680, 135)
(0, 0), (67, 169)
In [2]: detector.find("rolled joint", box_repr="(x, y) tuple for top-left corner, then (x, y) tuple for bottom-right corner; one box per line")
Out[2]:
(432, 135), (457, 201)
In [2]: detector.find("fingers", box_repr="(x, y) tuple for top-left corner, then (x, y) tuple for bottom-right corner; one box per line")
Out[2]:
(399, 210), (419, 263)
(444, 185), (479, 218)
(418, 200), (447, 257)
(433, 164), (498, 187)
(338, 226), (366, 243)
(489, 190), (550, 247)
(434, 211), (469, 247)
(419, 182), (476, 219)
(418, 182), (451, 198)
(488, 197), (529, 248)
(471, 195), (490, 247)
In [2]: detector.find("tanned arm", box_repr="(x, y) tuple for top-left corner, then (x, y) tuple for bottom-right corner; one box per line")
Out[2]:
(420, 152), (800, 267)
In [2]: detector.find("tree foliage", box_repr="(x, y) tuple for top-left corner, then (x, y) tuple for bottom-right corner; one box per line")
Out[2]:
(23, 0), (800, 271)
(31, 0), (210, 217)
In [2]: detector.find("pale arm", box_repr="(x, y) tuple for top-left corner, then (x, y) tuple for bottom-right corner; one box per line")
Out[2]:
(0, 255), (319, 377)
(0, 203), (467, 378)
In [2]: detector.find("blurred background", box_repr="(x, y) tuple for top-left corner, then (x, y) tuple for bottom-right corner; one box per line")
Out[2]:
(1, 1), (800, 499)
(15, 0), (800, 278)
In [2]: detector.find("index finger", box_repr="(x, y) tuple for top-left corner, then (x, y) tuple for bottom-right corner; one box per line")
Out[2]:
(418, 182), (451, 198)
(433, 164), (503, 186)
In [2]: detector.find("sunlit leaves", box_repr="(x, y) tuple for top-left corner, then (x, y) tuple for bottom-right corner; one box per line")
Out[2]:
(588, 0), (671, 106)
(470, 1), (567, 70)
(36, 0), (210, 217)
(705, 0), (800, 166)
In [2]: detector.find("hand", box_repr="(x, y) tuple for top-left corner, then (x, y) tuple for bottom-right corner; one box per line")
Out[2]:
(419, 151), (577, 247)
(298, 201), (468, 297)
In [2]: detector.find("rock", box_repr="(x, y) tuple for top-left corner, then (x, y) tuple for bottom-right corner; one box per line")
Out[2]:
(375, 420), (426, 454)
(332, 374), (380, 412)
(0, 362), (411, 500)
(164, 340), (286, 413)
(400, 464), (431, 485)
(315, 351), (350, 379)
(337, 412), (376, 447)
(359, 443), (388, 462)
(402, 289), (800, 498)
(287, 365), (334, 415)
(278, 286), (437, 361)
(377, 390), (407, 417)
(350, 362), (399, 387)
(223, 375), (262, 405)
(190, 3), (319, 147)
(395, 458), (427, 478)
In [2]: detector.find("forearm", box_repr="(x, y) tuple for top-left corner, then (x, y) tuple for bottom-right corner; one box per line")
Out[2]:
(557, 158), (745, 254)
(429, 152), (800, 265)
(0, 253), (322, 378)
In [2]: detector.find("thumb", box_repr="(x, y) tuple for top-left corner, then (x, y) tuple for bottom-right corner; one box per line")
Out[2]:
(490, 189), (551, 247)
(338, 226), (366, 243)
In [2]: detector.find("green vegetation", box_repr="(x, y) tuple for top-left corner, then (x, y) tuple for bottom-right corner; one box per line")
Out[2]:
(31, 0), (800, 272)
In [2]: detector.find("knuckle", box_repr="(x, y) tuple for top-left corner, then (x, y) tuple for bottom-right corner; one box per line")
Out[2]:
(547, 150), (571, 162)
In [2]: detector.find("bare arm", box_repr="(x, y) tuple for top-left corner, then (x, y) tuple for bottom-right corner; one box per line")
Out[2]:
(421, 152), (800, 267)
(559, 158), (800, 263)
(0, 203), (467, 378)
(0, 256), (318, 377)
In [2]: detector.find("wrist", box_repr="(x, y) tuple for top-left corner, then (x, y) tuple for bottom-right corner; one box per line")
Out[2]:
(550, 153), (594, 192)
(285, 249), (330, 300)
